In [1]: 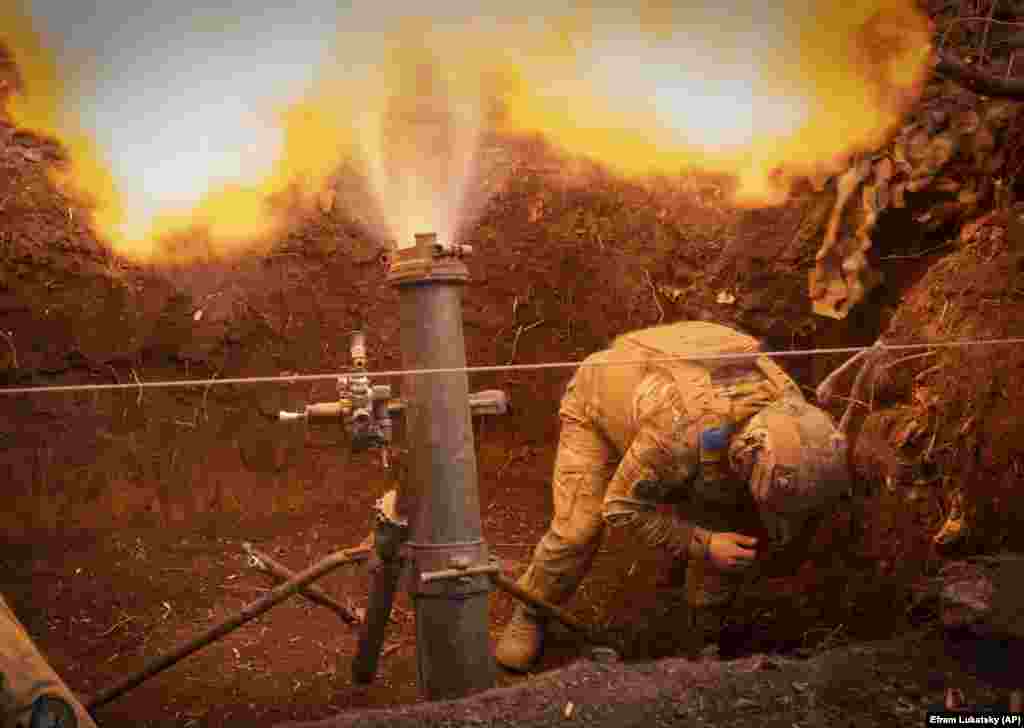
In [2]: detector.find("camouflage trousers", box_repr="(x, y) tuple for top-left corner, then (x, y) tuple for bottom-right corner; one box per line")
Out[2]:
(516, 388), (760, 613)
(0, 595), (97, 728)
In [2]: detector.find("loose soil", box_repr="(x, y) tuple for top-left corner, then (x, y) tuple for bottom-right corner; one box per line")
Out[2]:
(274, 631), (1010, 728)
(2, 39), (1023, 728)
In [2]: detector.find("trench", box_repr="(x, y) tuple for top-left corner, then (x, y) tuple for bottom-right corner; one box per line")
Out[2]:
(0, 167), (991, 727)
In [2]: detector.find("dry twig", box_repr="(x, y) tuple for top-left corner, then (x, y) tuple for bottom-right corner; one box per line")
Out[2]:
(496, 445), (536, 481)
(979, 0), (1000, 63)
(816, 348), (872, 405)
(936, 48), (1024, 98)
(243, 542), (363, 625)
(0, 330), (17, 369)
(131, 368), (143, 405)
(925, 410), (945, 463)
(96, 615), (137, 639)
(880, 351), (937, 371)
(878, 242), (954, 260)
(508, 319), (545, 365)
(938, 16), (1024, 51)
(201, 371), (219, 423)
(221, 585), (271, 594)
(801, 623), (848, 650)
(644, 269), (665, 324)
(825, 395), (873, 409)
(839, 343), (888, 432)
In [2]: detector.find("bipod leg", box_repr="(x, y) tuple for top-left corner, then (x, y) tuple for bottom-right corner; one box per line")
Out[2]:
(352, 551), (405, 683)
(352, 493), (409, 684)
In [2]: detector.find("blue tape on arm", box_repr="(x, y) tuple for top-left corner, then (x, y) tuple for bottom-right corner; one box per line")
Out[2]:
(700, 425), (735, 452)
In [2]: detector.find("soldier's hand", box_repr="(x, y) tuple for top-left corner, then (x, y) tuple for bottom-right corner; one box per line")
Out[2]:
(708, 532), (758, 572)
(726, 380), (778, 421)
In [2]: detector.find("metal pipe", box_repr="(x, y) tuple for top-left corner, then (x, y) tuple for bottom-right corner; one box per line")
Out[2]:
(87, 546), (370, 713)
(387, 232), (495, 700)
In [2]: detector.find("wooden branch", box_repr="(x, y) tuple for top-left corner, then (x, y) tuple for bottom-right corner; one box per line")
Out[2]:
(243, 543), (364, 625)
(87, 545), (371, 713)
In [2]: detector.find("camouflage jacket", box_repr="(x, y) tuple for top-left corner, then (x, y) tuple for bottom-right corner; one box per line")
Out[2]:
(565, 322), (803, 537)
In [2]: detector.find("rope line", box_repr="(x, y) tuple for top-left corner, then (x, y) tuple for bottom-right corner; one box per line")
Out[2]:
(1, 336), (1022, 396)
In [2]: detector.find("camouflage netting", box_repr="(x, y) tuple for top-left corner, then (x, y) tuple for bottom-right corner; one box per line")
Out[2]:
(808, 88), (1021, 319)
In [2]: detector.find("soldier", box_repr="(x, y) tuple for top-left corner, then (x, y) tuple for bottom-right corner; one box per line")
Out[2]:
(495, 321), (850, 672)
(1, 594), (95, 727)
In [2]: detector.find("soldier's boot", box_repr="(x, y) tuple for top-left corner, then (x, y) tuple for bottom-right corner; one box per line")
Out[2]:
(495, 605), (548, 672)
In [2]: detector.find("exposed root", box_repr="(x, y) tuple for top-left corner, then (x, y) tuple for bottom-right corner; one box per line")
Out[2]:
(131, 368), (144, 405)
(96, 614), (137, 639)
(644, 269), (665, 324)
(201, 371), (219, 423)
(878, 242), (955, 260)
(936, 48), (1024, 99)
(497, 447), (532, 480)
(880, 351), (937, 371)
(816, 348), (872, 405)
(925, 410), (945, 463)
(842, 345), (889, 431)
(0, 329), (17, 369)
(800, 623), (848, 651)
(508, 319), (545, 365)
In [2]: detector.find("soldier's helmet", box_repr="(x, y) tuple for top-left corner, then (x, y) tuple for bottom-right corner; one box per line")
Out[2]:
(728, 397), (850, 546)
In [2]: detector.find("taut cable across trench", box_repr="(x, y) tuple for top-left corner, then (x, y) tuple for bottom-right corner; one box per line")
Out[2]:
(0, 337), (1022, 396)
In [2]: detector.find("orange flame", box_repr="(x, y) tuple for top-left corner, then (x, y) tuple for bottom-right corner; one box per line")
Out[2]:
(136, 87), (362, 262)
(490, 1), (933, 205)
(2, 5), (365, 263)
(2, 1), (933, 264)
(2, 6), (125, 241)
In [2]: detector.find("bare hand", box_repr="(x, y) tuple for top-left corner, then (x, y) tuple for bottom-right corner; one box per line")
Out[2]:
(707, 532), (758, 572)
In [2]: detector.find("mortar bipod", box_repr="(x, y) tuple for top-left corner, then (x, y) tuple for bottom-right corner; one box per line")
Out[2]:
(352, 489), (409, 684)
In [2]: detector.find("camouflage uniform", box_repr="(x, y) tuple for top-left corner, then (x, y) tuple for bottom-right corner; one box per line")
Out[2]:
(515, 322), (820, 614)
(1, 594), (96, 727)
